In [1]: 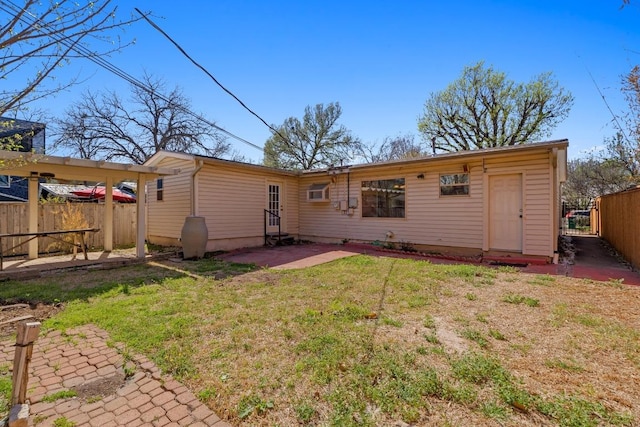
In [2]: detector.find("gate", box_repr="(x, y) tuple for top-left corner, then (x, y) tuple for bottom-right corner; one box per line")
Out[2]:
(561, 202), (596, 236)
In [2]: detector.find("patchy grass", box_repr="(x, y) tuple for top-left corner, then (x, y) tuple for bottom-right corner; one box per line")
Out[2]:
(0, 364), (10, 415)
(52, 417), (76, 427)
(41, 390), (78, 403)
(502, 293), (540, 307)
(0, 255), (638, 426)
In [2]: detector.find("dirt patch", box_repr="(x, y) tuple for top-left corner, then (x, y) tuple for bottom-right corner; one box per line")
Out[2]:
(433, 316), (468, 354)
(73, 371), (126, 400)
(0, 303), (61, 338)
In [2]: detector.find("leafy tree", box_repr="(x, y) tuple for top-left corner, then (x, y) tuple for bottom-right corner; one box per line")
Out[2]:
(358, 134), (427, 163)
(1, 0), (139, 117)
(263, 102), (360, 170)
(563, 157), (632, 207)
(53, 73), (230, 164)
(417, 61), (573, 153)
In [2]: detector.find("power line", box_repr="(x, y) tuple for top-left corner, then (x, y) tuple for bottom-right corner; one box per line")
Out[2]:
(578, 53), (632, 145)
(1, 0), (264, 153)
(134, 8), (291, 145)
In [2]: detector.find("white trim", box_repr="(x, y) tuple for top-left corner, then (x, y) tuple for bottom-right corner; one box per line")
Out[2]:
(307, 183), (330, 202)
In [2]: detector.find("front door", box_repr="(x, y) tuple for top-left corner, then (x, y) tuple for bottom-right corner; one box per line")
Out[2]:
(489, 174), (522, 251)
(266, 182), (284, 234)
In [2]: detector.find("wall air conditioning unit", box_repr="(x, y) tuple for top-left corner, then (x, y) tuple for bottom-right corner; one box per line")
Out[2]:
(307, 183), (330, 202)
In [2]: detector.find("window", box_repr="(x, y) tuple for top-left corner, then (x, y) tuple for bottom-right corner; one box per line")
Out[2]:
(440, 173), (469, 196)
(307, 183), (330, 202)
(0, 175), (9, 188)
(362, 178), (405, 218)
(156, 178), (163, 201)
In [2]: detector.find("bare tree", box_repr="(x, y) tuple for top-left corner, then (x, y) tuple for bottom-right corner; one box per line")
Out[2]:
(1, 0), (140, 117)
(418, 61), (573, 153)
(605, 66), (640, 181)
(53, 73), (230, 164)
(358, 134), (426, 163)
(563, 157), (632, 207)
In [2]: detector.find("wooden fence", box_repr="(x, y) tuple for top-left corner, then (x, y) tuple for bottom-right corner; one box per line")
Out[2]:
(0, 203), (137, 256)
(596, 186), (640, 270)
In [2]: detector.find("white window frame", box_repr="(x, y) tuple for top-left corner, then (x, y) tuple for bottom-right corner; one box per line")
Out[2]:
(439, 173), (470, 196)
(307, 183), (330, 202)
(361, 178), (406, 218)
(0, 175), (10, 188)
(156, 178), (164, 201)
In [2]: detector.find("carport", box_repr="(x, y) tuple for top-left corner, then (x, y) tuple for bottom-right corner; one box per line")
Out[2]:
(0, 151), (177, 260)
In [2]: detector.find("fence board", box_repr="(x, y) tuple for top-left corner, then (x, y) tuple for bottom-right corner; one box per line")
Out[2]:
(597, 187), (640, 270)
(0, 203), (137, 255)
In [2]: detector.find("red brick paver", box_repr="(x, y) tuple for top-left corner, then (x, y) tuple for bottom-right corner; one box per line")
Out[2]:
(1, 324), (230, 426)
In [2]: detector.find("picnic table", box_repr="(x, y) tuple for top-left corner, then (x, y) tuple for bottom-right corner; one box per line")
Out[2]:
(0, 228), (99, 271)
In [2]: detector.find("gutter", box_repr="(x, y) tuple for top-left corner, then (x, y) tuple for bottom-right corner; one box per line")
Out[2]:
(190, 159), (204, 216)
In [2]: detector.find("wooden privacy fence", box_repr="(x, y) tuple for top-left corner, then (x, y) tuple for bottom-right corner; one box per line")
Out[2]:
(0, 203), (137, 256)
(596, 186), (640, 270)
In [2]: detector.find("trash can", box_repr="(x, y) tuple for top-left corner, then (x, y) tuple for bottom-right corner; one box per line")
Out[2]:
(568, 217), (575, 229)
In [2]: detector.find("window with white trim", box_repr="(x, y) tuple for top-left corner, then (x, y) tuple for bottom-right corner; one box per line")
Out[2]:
(156, 178), (164, 201)
(307, 183), (330, 201)
(0, 176), (9, 188)
(440, 173), (469, 196)
(362, 178), (405, 218)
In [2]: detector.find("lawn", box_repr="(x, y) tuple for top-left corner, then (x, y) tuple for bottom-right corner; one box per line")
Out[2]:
(1, 255), (639, 426)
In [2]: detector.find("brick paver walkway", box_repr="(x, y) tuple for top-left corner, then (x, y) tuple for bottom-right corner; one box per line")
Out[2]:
(1, 324), (230, 426)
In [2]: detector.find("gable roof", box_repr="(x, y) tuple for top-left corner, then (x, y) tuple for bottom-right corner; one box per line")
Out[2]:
(145, 151), (299, 176)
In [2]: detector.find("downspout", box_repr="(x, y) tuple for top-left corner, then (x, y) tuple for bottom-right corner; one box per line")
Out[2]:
(347, 170), (350, 210)
(190, 160), (204, 216)
(551, 148), (559, 264)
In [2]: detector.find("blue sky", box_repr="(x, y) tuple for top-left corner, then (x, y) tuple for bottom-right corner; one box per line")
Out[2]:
(32, 0), (640, 162)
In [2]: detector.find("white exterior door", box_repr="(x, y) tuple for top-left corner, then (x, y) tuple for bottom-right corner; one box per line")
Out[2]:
(266, 182), (284, 234)
(489, 174), (522, 251)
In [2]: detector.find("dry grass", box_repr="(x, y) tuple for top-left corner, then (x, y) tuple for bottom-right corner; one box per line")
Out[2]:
(2, 255), (639, 426)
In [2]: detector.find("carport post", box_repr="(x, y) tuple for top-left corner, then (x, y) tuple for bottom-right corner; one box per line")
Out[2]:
(136, 173), (147, 258)
(104, 176), (113, 252)
(27, 176), (38, 259)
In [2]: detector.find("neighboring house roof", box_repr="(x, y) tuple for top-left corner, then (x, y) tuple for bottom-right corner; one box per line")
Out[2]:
(0, 176), (29, 202)
(0, 117), (45, 138)
(0, 116), (46, 154)
(0, 192), (27, 202)
(40, 183), (92, 200)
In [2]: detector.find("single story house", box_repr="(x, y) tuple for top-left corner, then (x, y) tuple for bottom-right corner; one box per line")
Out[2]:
(144, 139), (568, 262)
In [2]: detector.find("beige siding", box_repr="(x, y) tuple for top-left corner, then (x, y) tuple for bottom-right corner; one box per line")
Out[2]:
(286, 177), (300, 236)
(196, 164), (299, 251)
(146, 157), (193, 245)
(484, 151), (553, 256)
(300, 149), (556, 257)
(299, 161), (484, 250)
